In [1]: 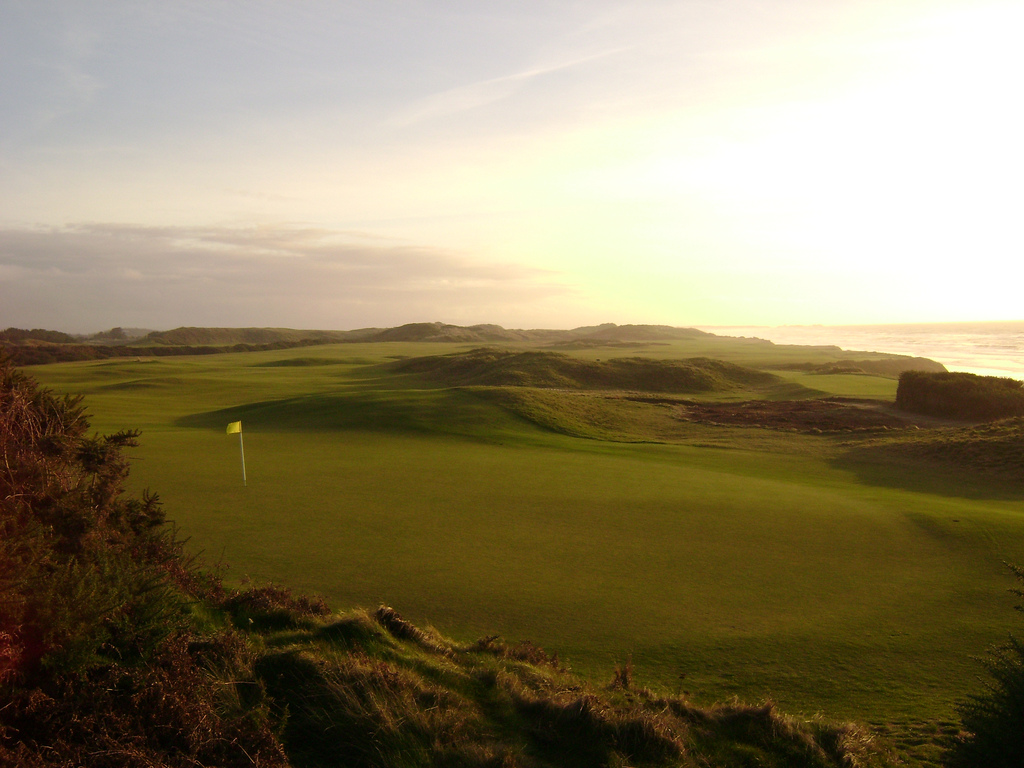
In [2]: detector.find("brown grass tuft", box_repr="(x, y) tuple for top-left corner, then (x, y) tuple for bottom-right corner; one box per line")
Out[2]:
(374, 605), (451, 655)
(472, 635), (563, 670)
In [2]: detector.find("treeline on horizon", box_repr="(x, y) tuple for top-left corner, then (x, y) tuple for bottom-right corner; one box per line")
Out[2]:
(896, 370), (1024, 421)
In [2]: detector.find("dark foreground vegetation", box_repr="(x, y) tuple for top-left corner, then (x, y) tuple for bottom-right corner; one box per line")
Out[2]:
(0, 357), (912, 767)
(897, 370), (1024, 421)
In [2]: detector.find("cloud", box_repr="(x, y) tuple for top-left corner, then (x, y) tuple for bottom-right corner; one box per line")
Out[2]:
(392, 47), (629, 126)
(0, 224), (569, 333)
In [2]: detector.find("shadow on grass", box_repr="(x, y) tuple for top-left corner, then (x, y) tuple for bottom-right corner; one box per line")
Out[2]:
(830, 446), (1024, 501)
(174, 388), (529, 442)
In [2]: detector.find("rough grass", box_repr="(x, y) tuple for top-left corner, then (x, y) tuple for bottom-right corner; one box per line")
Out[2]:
(251, 605), (898, 768)
(839, 417), (1024, 491)
(390, 347), (790, 394)
(771, 357), (946, 377)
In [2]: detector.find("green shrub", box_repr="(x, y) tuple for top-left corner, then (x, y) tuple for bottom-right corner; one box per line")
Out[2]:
(0, 355), (288, 765)
(945, 564), (1024, 767)
(896, 370), (1024, 421)
(0, 357), (184, 679)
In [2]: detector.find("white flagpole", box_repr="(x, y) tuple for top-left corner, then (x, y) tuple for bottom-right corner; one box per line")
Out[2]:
(238, 429), (247, 486)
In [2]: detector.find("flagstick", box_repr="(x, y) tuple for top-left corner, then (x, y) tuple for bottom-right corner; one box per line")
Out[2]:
(238, 430), (247, 486)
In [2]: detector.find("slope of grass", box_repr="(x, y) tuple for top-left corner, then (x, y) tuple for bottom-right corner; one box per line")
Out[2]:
(252, 605), (897, 768)
(838, 418), (1024, 494)
(390, 347), (800, 396)
(23, 341), (1024, 766)
(0, 365), (902, 766)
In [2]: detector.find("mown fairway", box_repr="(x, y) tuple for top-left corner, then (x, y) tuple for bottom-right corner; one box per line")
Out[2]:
(29, 339), (1024, 742)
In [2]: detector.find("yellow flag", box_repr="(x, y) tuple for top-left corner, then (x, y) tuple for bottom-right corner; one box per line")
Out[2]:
(226, 421), (242, 434)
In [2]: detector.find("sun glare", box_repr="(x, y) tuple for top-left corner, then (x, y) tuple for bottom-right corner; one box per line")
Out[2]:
(558, 0), (1024, 323)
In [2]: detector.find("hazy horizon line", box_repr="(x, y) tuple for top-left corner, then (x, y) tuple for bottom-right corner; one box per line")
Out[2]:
(7, 318), (1024, 337)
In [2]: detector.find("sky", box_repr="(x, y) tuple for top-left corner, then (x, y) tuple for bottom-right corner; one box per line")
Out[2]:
(2, 0), (1022, 333)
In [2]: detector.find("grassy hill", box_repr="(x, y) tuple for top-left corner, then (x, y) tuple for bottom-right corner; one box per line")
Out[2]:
(5, 321), (948, 372)
(1, 358), (904, 767)
(391, 348), (784, 393)
(21, 336), (1017, 766)
(842, 417), (1024, 493)
(141, 326), (361, 346)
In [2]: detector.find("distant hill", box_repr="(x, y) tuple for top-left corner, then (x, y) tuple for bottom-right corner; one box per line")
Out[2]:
(86, 327), (157, 343)
(367, 322), (499, 343)
(0, 327), (78, 344)
(142, 327), (357, 346)
(3, 322), (710, 354)
(361, 322), (708, 344)
(391, 347), (781, 394)
(1, 326), (376, 365)
(574, 324), (712, 342)
(1, 322), (946, 378)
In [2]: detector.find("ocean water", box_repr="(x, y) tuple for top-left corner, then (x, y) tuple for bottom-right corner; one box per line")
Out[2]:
(699, 322), (1024, 380)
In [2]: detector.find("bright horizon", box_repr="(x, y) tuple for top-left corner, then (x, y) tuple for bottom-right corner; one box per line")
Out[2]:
(2, 1), (1022, 334)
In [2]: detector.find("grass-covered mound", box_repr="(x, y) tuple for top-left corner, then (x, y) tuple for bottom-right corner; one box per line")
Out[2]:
(393, 347), (783, 394)
(775, 358), (946, 376)
(896, 371), (1024, 421)
(256, 605), (894, 768)
(847, 417), (1024, 485)
(676, 397), (917, 433)
(0, 356), (908, 766)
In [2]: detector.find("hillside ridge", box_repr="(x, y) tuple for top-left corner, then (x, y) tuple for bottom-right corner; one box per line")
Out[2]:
(0, 357), (902, 767)
(391, 347), (782, 394)
(3, 323), (948, 379)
